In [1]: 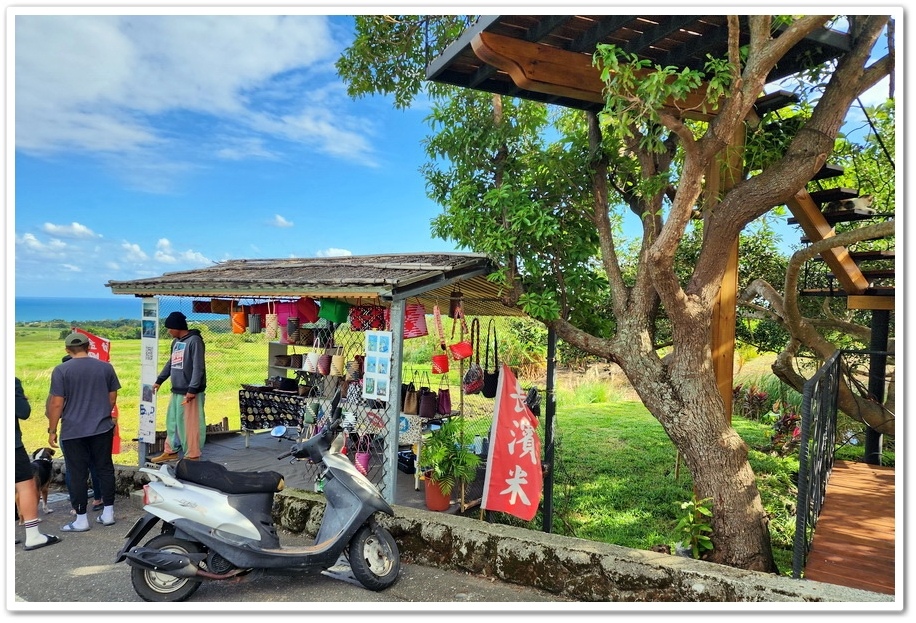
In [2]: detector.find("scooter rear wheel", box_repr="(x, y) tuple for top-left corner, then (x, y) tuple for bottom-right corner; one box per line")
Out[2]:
(131, 534), (204, 602)
(348, 523), (400, 591)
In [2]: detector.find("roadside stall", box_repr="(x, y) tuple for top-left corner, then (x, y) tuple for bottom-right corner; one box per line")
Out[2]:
(106, 253), (529, 506)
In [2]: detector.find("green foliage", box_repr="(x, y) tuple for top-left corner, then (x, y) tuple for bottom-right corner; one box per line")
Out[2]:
(675, 496), (714, 559)
(418, 418), (481, 496)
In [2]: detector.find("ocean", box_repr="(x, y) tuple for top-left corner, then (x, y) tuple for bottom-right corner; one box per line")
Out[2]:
(15, 297), (146, 323)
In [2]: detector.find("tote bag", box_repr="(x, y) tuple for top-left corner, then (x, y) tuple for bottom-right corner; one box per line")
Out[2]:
(462, 318), (484, 395)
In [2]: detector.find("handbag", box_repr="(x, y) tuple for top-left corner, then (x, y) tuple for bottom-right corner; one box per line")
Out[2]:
(330, 348), (346, 376)
(349, 302), (387, 331)
(437, 377), (452, 416)
(264, 301), (279, 340)
(403, 300), (429, 338)
(354, 434), (371, 475)
(403, 376), (419, 415)
(448, 304), (472, 360)
(318, 298), (351, 324)
(462, 318), (485, 395)
(304, 338), (322, 373)
(285, 316), (300, 344)
(419, 387), (438, 419)
(482, 319), (499, 398)
(431, 304), (450, 374)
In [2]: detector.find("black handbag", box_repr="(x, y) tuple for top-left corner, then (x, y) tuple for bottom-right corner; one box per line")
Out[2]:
(482, 319), (499, 398)
(462, 318), (484, 395)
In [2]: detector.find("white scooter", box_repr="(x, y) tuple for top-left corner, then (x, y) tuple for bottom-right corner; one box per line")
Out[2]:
(116, 390), (400, 602)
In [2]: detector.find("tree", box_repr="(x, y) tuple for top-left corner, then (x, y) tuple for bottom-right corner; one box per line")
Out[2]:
(338, 15), (894, 572)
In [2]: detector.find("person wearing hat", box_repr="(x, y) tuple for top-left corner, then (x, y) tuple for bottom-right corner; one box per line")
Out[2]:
(150, 311), (207, 463)
(47, 332), (121, 532)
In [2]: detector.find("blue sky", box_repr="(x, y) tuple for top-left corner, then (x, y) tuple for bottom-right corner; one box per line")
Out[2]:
(8, 8), (899, 302)
(11, 11), (460, 299)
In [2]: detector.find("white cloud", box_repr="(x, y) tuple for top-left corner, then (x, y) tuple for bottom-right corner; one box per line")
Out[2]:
(271, 214), (294, 228)
(120, 242), (149, 262)
(16, 233), (68, 254)
(41, 221), (99, 239)
(61, 263), (82, 272)
(14, 15), (380, 170)
(154, 238), (211, 265)
(316, 247), (352, 257)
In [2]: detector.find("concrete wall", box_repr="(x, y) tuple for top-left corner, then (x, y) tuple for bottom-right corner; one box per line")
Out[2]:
(73, 463), (892, 603)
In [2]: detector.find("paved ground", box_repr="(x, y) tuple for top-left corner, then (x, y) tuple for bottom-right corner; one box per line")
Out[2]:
(11, 486), (570, 608)
(11, 429), (569, 608)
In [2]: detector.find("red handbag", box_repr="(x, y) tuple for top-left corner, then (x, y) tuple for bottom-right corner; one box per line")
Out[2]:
(431, 305), (449, 374)
(448, 304), (472, 360)
(349, 303), (387, 331)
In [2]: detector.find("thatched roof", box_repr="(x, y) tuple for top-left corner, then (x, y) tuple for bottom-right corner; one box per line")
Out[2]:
(106, 252), (527, 317)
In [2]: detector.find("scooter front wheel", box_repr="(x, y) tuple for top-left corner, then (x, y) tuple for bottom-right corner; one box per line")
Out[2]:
(131, 534), (204, 602)
(348, 523), (400, 591)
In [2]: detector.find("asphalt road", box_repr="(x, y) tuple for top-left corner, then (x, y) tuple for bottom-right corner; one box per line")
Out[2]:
(11, 487), (569, 609)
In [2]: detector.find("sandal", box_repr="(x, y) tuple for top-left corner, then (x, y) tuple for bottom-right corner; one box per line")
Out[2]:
(61, 521), (90, 532)
(92, 502), (104, 512)
(96, 516), (116, 526)
(23, 534), (61, 551)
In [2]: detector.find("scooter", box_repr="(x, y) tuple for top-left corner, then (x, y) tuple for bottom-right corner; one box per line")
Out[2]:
(116, 389), (400, 602)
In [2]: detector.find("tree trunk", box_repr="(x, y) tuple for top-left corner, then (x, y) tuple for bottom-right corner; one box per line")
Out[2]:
(618, 322), (777, 573)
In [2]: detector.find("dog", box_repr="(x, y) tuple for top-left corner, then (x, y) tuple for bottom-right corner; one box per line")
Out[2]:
(16, 447), (56, 523)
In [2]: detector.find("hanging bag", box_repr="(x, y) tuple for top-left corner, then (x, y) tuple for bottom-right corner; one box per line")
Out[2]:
(462, 318), (485, 395)
(318, 298), (351, 324)
(431, 304), (450, 374)
(418, 372), (439, 420)
(437, 376), (452, 416)
(482, 319), (500, 398)
(264, 301), (279, 340)
(349, 300), (387, 331)
(448, 303), (472, 360)
(403, 374), (420, 415)
(403, 300), (429, 338)
(304, 337), (322, 373)
(286, 316), (300, 345)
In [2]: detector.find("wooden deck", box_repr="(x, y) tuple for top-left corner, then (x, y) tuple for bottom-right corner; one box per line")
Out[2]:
(803, 459), (896, 595)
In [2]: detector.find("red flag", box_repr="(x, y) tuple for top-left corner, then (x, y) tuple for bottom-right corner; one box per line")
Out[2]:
(71, 327), (111, 361)
(72, 327), (121, 451)
(481, 364), (543, 521)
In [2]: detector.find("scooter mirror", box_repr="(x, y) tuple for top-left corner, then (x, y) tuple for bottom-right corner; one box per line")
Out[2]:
(270, 425), (288, 438)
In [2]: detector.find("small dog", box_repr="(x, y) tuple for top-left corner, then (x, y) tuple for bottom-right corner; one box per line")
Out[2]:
(17, 448), (56, 523)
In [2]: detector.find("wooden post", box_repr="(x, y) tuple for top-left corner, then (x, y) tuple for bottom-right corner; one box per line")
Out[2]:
(707, 126), (745, 422)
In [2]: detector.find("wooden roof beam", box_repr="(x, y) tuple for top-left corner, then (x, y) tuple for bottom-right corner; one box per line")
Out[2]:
(470, 31), (718, 121)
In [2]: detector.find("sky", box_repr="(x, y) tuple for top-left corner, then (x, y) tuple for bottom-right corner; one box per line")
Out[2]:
(7, 6), (900, 302)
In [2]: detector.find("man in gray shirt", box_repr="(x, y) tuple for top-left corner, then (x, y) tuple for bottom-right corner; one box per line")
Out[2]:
(47, 332), (121, 532)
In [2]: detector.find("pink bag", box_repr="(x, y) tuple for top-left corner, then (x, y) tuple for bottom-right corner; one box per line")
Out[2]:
(448, 304), (472, 360)
(355, 434), (371, 475)
(403, 301), (429, 339)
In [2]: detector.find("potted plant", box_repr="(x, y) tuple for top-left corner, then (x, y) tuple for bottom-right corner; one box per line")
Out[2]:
(419, 418), (481, 511)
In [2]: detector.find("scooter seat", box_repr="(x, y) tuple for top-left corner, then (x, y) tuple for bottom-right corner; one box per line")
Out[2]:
(175, 458), (285, 494)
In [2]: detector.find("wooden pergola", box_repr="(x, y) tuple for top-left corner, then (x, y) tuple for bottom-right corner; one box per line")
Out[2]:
(425, 15), (868, 415)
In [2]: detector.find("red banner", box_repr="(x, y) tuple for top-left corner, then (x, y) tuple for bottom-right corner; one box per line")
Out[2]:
(71, 326), (111, 361)
(481, 364), (543, 520)
(72, 327), (120, 453)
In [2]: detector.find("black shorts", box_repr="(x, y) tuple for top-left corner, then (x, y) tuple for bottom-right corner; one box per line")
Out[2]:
(14, 445), (33, 483)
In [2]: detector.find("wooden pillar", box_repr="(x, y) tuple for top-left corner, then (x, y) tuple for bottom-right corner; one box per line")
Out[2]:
(707, 126), (745, 422)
